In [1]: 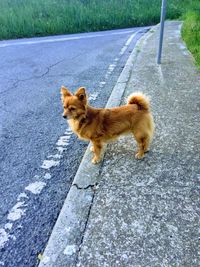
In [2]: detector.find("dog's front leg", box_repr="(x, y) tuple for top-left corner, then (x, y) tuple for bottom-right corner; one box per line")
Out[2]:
(90, 145), (95, 153)
(91, 141), (103, 164)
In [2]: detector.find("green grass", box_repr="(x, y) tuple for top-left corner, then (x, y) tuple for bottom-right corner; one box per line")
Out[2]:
(0, 0), (190, 40)
(181, 3), (200, 66)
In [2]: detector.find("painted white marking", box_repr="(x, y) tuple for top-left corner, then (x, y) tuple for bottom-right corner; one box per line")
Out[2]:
(0, 35), (100, 48)
(47, 154), (62, 159)
(105, 73), (109, 79)
(107, 64), (116, 75)
(119, 46), (127, 55)
(100, 81), (106, 85)
(7, 201), (26, 221)
(56, 147), (67, 153)
(88, 92), (99, 101)
(25, 181), (46, 194)
(125, 33), (136, 46)
(17, 192), (28, 201)
(56, 136), (70, 146)
(41, 159), (60, 169)
(0, 30), (137, 48)
(0, 229), (10, 249)
(64, 127), (72, 134)
(5, 223), (13, 230)
(44, 173), (52, 180)
(99, 82), (106, 88)
(119, 32), (137, 55)
(63, 245), (77, 255)
(65, 132), (72, 136)
(112, 30), (138, 35)
(109, 64), (114, 69)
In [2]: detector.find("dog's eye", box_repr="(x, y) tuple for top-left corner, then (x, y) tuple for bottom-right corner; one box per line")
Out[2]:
(69, 107), (75, 111)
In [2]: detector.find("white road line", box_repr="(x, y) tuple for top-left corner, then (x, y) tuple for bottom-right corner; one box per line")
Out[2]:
(17, 192), (28, 201)
(56, 135), (71, 146)
(125, 32), (137, 46)
(5, 223), (13, 231)
(0, 229), (10, 249)
(88, 92), (99, 101)
(44, 173), (52, 180)
(119, 31), (138, 55)
(7, 201), (27, 221)
(0, 127), (73, 247)
(41, 159), (60, 169)
(47, 154), (62, 159)
(25, 181), (46, 194)
(0, 30), (139, 48)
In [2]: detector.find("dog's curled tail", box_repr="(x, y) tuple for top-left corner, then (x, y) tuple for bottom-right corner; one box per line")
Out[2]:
(127, 92), (150, 111)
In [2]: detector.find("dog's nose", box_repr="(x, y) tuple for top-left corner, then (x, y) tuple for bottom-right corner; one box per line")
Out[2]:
(63, 115), (67, 119)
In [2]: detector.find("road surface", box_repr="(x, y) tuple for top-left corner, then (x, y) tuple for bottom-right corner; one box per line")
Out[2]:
(0, 26), (148, 267)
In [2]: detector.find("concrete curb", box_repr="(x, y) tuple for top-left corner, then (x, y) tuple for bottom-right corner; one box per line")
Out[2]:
(38, 26), (156, 267)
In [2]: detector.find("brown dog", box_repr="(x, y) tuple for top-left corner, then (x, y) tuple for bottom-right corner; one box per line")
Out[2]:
(61, 86), (154, 164)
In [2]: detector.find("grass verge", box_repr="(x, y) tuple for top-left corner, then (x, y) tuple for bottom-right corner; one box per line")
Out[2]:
(0, 0), (188, 40)
(182, 8), (200, 66)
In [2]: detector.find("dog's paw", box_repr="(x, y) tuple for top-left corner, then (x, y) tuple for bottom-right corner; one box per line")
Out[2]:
(92, 157), (100, 164)
(90, 146), (94, 153)
(135, 152), (144, 160)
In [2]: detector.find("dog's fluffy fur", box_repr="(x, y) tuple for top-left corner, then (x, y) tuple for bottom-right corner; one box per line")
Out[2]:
(61, 86), (154, 164)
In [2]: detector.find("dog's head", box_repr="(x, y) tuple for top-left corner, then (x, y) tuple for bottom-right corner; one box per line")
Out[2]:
(61, 86), (87, 120)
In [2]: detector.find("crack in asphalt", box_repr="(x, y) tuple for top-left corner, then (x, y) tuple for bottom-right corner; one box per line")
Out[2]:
(0, 59), (64, 95)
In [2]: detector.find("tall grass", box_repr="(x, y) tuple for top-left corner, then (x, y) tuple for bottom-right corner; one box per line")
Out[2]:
(0, 0), (188, 40)
(181, 2), (200, 66)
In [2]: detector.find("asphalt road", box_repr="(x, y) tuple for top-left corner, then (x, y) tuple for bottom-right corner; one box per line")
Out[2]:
(0, 26), (149, 267)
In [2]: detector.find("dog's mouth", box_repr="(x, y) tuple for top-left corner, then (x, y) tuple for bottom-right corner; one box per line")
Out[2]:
(62, 111), (86, 121)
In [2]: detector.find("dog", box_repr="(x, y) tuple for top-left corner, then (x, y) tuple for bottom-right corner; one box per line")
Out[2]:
(61, 86), (154, 164)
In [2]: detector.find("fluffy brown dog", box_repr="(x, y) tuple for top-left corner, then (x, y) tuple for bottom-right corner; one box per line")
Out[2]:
(61, 86), (154, 164)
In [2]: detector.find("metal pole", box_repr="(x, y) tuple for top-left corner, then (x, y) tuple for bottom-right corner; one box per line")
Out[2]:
(157, 0), (166, 64)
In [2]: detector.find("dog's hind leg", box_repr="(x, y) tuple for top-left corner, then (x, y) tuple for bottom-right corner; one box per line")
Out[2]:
(135, 137), (145, 159)
(134, 133), (153, 159)
(132, 131), (148, 159)
(143, 135), (151, 153)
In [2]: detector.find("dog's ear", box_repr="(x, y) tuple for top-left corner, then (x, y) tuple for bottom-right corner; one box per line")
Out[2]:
(60, 86), (72, 98)
(75, 87), (86, 101)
